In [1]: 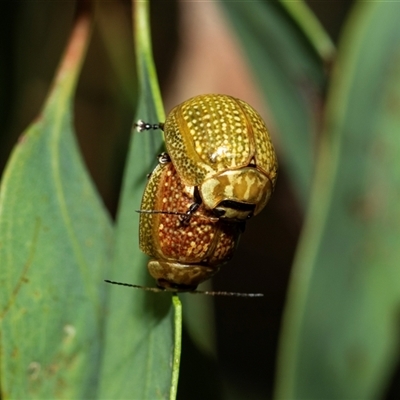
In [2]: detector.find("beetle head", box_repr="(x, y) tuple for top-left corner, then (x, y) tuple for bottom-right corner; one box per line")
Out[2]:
(200, 167), (272, 220)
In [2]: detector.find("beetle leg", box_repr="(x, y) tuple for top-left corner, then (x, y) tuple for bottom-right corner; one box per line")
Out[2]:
(238, 221), (246, 233)
(158, 152), (171, 164)
(145, 153), (171, 179)
(135, 120), (165, 132)
(179, 202), (201, 226)
(179, 186), (203, 225)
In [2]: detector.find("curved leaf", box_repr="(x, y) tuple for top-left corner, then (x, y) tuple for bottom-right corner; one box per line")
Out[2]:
(97, 1), (177, 398)
(279, 0), (335, 64)
(0, 5), (113, 398)
(220, 1), (331, 205)
(276, 2), (400, 398)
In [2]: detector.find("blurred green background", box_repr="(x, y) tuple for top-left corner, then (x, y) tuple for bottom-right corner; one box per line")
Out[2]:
(1, 0), (400, 399)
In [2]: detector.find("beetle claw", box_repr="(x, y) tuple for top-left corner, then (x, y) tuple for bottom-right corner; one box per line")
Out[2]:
(178, 202), (201, 225)
(158, 152), (171, 164)
(135, 120), (163, 132)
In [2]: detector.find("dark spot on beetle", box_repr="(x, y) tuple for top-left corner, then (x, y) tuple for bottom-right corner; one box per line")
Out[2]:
(193, 186), (202, 204)
(158, 152), (171, 164)
(213, 208), (226, 218)
(218, 200), (255, 213)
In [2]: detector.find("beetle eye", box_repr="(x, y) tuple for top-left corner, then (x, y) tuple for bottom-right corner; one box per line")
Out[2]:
(218, 200), (255, 213)
(213, 201), (256, 221)
(213, 208), (226, 217)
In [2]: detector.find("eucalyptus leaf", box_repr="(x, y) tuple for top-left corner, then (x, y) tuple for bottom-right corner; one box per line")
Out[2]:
(0, 9), (113, 398)
(276, 2), (400, 398)
(220, 0), (330, 205)
(97, 1), (177, 398)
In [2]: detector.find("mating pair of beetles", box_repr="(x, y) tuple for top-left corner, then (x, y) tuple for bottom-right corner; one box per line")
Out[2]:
(107, 94), (278, 296)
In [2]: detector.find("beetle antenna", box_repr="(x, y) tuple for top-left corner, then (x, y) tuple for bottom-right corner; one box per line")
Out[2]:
(136, 209), (188, 217)
(135, 209), (218, 222)
(189, 290), (263, 297)
(135, 120), (165, 132)
(105, 280), (165, 293)
(105, 280), (263, 297)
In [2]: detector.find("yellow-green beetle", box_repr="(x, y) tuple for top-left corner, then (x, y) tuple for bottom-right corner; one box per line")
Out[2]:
(105, 155), (262, 296)
(137, 94), (278, 221)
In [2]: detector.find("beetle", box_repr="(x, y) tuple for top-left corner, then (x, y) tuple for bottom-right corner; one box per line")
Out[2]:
(138, 154), (243, 292)
(137, 94), (278, 222)
(106, 154), (262, 296)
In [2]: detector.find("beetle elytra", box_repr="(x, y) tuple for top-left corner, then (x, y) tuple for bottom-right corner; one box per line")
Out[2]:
(137, 94), (278, 222)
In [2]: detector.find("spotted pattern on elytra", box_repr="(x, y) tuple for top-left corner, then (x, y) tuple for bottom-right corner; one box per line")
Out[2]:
(163, 94), (278, 189)
(139, 165), (161, 257)
(139, 161), (241, 266)
(209, 226), (238, 264)
(236, 99), (278, 186)
(181, 95), (251, 169)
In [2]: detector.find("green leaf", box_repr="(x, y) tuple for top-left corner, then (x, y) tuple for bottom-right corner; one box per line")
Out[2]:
(278, 0), (335, 64)
(220, 1), (331, 205)
(170, 294), (182, 400)
(0, 1), (181, 398)
(97, 1), (178, 398)
(0, 8), (113, 399)
(276, 2), (400, 398)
